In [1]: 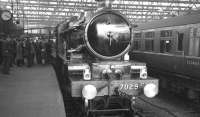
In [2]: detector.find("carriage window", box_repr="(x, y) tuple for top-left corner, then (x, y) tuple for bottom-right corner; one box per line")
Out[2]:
(178, 33), (184, 51)
(145, 32), (155, 38)
(133, 40), (141, 50)
(160, 30), (173, 37)
(160, 40), (172, 53)
(193, 28), (197, 37)
(199, 46), (200, 57)
(145, 40), (154, 51)
(134, 33), (142, 38)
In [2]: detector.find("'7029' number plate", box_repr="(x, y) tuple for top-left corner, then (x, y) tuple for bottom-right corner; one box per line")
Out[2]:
(116, 83), (144, 96)
(110, 81), (146, 95)
(109, 79), (158, 96)
(119, 83), (141, 90)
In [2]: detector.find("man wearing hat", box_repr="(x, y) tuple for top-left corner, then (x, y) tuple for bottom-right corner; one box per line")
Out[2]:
(0, 33), (5, 65)
(1, 35), (12, 74)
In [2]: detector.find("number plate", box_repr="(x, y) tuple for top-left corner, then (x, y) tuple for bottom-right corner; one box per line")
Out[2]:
(109, 79), (158, 96)
(119, 83), (141, 90)
(109, 78), (159, 96)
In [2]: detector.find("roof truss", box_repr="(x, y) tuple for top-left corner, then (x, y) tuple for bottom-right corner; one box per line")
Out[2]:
(0, 0), (200, 29)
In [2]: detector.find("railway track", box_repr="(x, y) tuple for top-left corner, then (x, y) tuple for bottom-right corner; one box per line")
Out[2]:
(149, 68), (200, 103)
(62, 96), (161, 117)
(134, 91), (200, 117)
(60, 81), (200, 117)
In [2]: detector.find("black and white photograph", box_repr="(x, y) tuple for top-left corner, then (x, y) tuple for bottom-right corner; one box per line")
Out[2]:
(0, 0), (200, 117)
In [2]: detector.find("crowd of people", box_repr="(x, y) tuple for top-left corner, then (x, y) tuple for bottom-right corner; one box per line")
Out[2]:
(0, 34), (54, 74)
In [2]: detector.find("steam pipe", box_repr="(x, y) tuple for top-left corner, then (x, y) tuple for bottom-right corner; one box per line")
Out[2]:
(95, 0), (115, 9)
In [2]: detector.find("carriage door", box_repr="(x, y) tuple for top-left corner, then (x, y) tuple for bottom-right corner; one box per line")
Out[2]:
(160, 30), (173, 53)
(198, 28), (200, 57)
(177, 33), (184, 52)
(189, 28), (200, 56)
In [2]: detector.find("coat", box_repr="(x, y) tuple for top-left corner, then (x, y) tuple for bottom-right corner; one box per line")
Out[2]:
(16, 42), (23, 60)
(1, 40), (12, 57)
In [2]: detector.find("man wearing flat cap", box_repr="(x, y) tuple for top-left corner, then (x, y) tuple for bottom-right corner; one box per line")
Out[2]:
(1, 34), (12, 74)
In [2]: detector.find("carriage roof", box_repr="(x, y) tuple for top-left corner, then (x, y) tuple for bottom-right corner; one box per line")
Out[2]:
(135, 11), (200, 31)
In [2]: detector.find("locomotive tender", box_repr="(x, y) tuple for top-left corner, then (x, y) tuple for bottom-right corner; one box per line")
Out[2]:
(54, 0), (158, 116)
(130, 11), (200, 101)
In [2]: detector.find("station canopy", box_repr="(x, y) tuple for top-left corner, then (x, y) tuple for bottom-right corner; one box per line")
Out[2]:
(0, 0), (200, 30)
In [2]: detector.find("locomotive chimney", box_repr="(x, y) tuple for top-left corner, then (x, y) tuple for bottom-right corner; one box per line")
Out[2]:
(95, 0), (115, 9)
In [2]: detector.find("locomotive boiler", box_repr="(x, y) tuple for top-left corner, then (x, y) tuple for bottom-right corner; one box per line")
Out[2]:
(53, 0), (158, 116)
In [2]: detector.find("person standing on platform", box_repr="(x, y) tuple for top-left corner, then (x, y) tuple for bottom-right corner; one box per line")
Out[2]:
(41, 40), (46, 64)
(16, 39), (23, 66)
(35, 40), (42, 64)
(1, 35), (12, 74)
(10, 37), (17, 66)
(22, 39), (26, 65)
(30, 40), (35, 66)
(25, 38), (33, 67)
(45, 40), (52, 64)
(0, 40), (2, 65)
(0, 34), (4, 65)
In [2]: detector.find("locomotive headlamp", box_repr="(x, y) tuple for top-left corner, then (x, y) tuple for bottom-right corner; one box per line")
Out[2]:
(140, 68), (147, 79)
(83, 69), (91, 80)
(143, 83), (158, 98)
(82, 85), (97, 100)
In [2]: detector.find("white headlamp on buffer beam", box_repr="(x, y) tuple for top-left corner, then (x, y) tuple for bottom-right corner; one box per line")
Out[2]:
(140, 68), (147, 79)
(84, 69), (91, 80)
(143, 83), (158, 98)
(82, 85), (97, 100)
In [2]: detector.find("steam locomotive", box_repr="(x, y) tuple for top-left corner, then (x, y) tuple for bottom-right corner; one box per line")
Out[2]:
(129, 11), (200, 101)
(53, 0), (158, 116)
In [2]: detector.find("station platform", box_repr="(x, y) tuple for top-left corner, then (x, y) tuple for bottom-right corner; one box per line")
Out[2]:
(0, 65), (66, 117)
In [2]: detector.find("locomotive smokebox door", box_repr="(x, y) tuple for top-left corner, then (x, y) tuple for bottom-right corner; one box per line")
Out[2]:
(85, 10), (132, 59)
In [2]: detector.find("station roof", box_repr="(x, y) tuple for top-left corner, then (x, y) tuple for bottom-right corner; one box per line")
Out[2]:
(0, 0), (200, 30)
